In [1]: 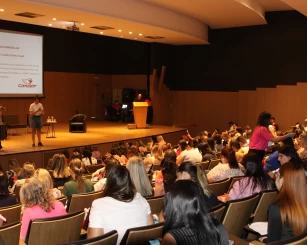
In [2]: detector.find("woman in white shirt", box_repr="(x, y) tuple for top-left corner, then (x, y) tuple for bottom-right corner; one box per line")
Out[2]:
(88, 165), (154, 245)
(82, 148), (97, 166)
(176, 139), (202, 166)
(207, 146), (244, 183)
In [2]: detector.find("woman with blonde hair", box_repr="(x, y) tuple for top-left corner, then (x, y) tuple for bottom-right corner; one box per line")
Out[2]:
(297, 132), (307, 159)
(143, 144), (164, 173)
(63, 159), (94, 201)
(127, 157), (153, 197)
(50, 154), (71, 187)
(34, 168), (61, 199)
(20, 178), (66, 241)
(266, 162), (307, 242)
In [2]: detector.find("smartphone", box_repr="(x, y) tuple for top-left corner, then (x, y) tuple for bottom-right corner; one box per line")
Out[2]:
(149, 239), (160, 245)
(186, 129), (189, 134)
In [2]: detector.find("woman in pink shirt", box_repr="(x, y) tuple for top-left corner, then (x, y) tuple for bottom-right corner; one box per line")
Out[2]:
(20, 178), (67, 241)
(218, 152), (273, 202)
(249, 112), (295, 161)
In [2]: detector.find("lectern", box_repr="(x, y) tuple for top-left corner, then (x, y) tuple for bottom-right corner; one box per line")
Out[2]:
(133, 102), (148, 128)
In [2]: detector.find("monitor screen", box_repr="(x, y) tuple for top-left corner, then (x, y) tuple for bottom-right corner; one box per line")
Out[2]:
(122, 104), (127, 109)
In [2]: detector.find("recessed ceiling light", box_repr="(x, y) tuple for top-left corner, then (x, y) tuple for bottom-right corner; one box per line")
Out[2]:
(139, 33), (142, 36)
(52, 18), (56, 20)
(118, 30), (122, 32)
(129, 32), (132, 34)
(81, 23), (84, 26)
(48, 24), (52, 26)
(0, 9), (4, 12)
(100, 32), (103, 34)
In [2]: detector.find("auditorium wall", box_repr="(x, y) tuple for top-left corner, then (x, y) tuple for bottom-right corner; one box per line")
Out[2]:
(164, 83), (307, 136)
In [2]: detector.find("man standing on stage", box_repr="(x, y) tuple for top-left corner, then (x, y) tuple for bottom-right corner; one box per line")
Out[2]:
(29, 96), (44, 147)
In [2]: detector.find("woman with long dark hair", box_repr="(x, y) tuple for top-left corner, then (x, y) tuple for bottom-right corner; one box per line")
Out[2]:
(218, 153), (273, 202)
(207, 146), (244, 183)
(266, 162), (307, 242)
(161, 180), (229, 245)
(88, 165), (153, 244)
(249, 111), (295, 161)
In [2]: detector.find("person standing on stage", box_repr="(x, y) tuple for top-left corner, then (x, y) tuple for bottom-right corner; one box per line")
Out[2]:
(29, 96), (44, 147)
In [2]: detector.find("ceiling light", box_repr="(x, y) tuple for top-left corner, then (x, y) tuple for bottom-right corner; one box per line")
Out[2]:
(81, 23), (84, 26)
(52, 18), (56, 20)
(139, 33), (142, 36)
(0, 9), (4, 12)
(129, 32), (132, 34)
(48, 24), (52, 26)
(118, 30), (122, 32)
(100, 32), (103, 34)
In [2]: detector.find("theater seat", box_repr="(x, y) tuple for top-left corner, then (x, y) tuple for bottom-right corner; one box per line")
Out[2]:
(69, 114), (87, 133)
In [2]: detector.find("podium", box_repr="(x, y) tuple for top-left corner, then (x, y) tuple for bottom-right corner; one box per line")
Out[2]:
(133, 102), (148, 128)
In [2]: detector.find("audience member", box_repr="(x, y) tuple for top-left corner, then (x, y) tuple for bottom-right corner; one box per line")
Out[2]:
(0, 172), (17, 207)
(154, 159), (177, 196)
(10, 161), (35, 193)
(218, 153), (273, 202)
(63, 159), (94, 201)
(144, 145), (164, 173)
(198, 143), (216, 161)
(93, 157), (120, 191)
(207, 146), (244, 183)
(49, 154), (71, 188)
(176, 139), (202, 165)
(82, 147), (97, 166)
(20, 178), (66, 241)
(127, 157), (153, 197)
(88, 165), (154, 244)
(34, 168), (61, 199)
(161, 180), (229, 245)
(177, 162), (218, 208)
(266, 162), (307, 243)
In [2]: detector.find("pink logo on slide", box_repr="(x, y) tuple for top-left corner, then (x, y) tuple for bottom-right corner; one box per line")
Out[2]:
(18, 78), (37, 88)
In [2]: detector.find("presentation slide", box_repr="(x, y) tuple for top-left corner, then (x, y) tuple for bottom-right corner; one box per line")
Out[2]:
(0, 30), (43, 97)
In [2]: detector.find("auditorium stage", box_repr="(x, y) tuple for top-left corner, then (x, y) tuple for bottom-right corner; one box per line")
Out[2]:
(0, 121), (185, 169)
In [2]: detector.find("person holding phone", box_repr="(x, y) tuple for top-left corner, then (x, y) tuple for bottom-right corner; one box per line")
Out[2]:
(29, 96), (44, 147)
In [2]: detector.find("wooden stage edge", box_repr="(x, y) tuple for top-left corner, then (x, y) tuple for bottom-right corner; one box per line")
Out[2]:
(0, 121), (185, 170)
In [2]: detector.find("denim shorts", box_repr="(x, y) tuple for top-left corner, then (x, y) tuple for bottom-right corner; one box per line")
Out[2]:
(31, 116), (42, 129)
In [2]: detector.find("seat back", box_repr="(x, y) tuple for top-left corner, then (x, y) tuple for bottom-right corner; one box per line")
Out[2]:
(267, 229), (307, 245)
(227, 176), (244, 193)
(26, 211), (84, 245)
(0, 204), (21, 224)
(68, 191), (103, 213)
(0, 222), (21, 245)
(221, 193), (259, 237)
(85, 164), (103, 174)
(70, 114), (86, 122)
(252, 189), (278, 223)
(120, 223), (164, 245)
(146, 195), (164, 215)
(56, 196), (67, 206)
(209, 203), (226, 222)
(152, 164), (161, 171)
(208, 178), (231, 196)
(198, 161), (210, 171)
(59, 230), (118, 245)
(14, 185), (22, 203)
(208, 159), (221, 170)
